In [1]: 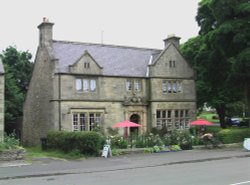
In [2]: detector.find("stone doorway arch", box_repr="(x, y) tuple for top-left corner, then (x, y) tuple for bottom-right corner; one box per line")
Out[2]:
(130, 114), (140, 136)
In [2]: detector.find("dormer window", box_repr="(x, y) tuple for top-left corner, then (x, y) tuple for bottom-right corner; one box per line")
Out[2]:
(84, 62), (90, 69)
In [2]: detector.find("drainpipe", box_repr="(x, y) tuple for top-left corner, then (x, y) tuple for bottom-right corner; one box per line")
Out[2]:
(58, 74), (62, 131)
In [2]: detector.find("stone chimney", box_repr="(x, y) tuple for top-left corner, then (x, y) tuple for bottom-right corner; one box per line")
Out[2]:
(163, 34), (181, 48)
(37, 17), (54, 46)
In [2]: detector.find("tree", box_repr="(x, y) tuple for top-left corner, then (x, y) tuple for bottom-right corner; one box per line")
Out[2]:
(0, 46), (33, 125)
(181, 0), (250, 127)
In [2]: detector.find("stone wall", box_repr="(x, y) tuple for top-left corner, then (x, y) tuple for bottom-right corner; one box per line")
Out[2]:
(0, 149), (25, 161)
(22, 47), (55, 146)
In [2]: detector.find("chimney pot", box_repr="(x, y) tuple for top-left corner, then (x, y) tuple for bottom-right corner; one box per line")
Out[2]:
(163, 34), (181, 48)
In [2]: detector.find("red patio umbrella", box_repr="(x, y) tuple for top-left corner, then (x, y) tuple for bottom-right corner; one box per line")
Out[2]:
(112, 120), (141, 128)
(112, 120), (141, 138)
(189, 119), (213, 126)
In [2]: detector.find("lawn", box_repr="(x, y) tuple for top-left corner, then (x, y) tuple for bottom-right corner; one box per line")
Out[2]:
(198, 111), (219, 123)
(25, 146), (86, 160)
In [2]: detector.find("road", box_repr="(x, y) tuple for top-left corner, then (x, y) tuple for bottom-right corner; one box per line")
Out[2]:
(1, 149), (250, 185)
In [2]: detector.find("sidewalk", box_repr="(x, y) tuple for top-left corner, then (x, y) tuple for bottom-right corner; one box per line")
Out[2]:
(1, 144), (250, 180)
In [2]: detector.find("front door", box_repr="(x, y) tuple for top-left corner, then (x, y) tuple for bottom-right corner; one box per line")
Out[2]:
(130, 114), (140, 136)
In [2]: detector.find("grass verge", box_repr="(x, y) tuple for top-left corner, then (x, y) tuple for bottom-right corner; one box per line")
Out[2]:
(25, 146), (86, 161)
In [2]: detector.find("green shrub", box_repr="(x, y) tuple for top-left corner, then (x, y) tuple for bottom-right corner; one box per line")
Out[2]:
(47, 131), (105, 156)
(218, 128), (250, 144)
(109, 135), (128, 149)
(0, 133), (20, 151)
(130, 134), (165, 148)
(206, 127), (222, 134)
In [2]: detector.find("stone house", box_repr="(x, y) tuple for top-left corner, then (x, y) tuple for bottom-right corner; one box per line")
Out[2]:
(0, 59), (4, 142)
(22, 19), (196, 146)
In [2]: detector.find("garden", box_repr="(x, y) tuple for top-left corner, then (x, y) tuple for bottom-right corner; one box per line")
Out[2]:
(30, 124), (250, 158)
(1, 123), (250, 160)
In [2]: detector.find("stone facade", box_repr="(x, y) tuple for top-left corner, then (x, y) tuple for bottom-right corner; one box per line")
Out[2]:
(22, 19), (196, 146)
(0, 59), (4, 142)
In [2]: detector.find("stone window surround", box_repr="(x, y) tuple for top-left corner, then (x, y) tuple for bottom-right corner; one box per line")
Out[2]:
(156, 109), (190, 130)
(126, 79), (142, 92)
(71, 110), (103, 131)
(162, 80), (182, 94)
(75, 78), (97, 93)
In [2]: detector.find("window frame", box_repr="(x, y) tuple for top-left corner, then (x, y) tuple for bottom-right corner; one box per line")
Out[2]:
(162, 80), (182, 94)
(126, 79), (142, 92)
(71, 112), (102, 131)
(75, 78), (97, 93)
(156, 109), (190, 130)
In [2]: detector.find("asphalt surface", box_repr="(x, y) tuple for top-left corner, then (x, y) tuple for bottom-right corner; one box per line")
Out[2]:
(0, 145), (250, 181)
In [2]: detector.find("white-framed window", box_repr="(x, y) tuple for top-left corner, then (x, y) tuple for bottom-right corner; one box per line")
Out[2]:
(126, 79), (142, 92)
(162, 80), (182, 94)
(156, 109), (190, 130)
(156, 110), (171, 129)
(73, 113), (86, 131)
(174, 109), (190, 129)
(162, 80), (168, 93)
(76, 78), (97, 92)
(134, 80), (142, 92)
(72, 112), (102, 131)
(126, 79), (132, 91)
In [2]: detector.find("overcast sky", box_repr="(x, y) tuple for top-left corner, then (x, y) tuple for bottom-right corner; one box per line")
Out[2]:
(0, 0), (200, 59)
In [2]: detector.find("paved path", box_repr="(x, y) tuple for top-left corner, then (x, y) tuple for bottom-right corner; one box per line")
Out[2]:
(0, 146), (250, 180)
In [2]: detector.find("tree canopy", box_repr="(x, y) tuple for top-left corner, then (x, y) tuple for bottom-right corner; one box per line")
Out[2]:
(0, 46), (33, 124)
(181, 0), (250, 127)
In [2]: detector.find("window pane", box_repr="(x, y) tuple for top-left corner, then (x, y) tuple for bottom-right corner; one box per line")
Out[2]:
(134, 80), (141, 91)
(126, 80), (132, 91)
(95, 113), (101, 127)
(79, 113), (86, 131)
(175, 110), (179, 118)
(156, 110), (161, 118)
(162, 80), (167, 93)
(177, 81), (182, 92)
(173, 61), (176, 68)
(90, 79), (96, 92)
(83, 79), (89, 92)
(76, 79), (82, 91)
(73, 113), (79, 131)
(167, 81), (172, 93)
(173, 82), (177, 93)
(156, 120), (162, 129)
(162, 110), (166, 118)
(180, 110), (184, 117)
(89, 113), (95, 131)
(167, 110), (171, 118)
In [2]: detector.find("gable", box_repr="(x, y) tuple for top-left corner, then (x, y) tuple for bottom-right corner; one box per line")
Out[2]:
(69, 50), (103, 75)
(149, 43), (195, 79)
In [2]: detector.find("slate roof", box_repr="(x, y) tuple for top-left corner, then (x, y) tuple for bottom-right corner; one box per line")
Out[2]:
(52, 40), (162, 77)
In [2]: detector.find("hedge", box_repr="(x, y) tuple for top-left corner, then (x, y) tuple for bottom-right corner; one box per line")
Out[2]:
(217, 128), (250, 144)
(47, 131), (105, 156)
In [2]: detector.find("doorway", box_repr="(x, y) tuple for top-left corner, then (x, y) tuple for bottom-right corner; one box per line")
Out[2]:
(130, 114), (140, 136)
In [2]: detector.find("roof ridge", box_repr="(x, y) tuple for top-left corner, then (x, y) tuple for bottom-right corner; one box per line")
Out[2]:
(52, 40), (162, 52)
